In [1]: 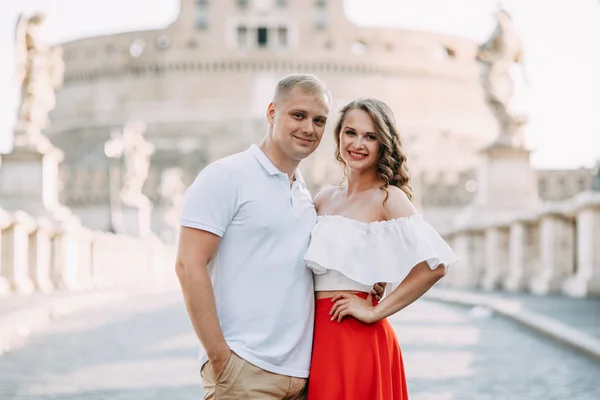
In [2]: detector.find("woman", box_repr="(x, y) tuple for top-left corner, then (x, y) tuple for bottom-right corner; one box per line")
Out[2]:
(304, 98), (458, 400)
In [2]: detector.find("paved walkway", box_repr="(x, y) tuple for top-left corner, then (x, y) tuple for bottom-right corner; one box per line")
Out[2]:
(1, 290), (599, 399)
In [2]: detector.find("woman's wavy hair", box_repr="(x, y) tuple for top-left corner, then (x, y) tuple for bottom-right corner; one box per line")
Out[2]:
(333, 98), (412, 202)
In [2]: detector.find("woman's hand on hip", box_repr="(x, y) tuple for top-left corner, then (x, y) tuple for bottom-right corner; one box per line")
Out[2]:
(329, 292), (377, 324)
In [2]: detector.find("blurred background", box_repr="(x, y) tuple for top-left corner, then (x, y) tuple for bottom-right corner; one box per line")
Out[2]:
(0, 1), (599, 399)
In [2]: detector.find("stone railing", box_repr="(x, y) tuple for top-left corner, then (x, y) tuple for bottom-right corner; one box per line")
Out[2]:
(0, 208), (177, 296)
(440, 191), (600, 298)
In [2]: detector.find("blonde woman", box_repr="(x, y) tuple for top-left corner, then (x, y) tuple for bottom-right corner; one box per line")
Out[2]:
(304, 99), (458, 400)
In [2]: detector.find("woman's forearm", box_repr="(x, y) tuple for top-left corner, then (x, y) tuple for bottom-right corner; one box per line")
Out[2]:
(372, 262), (446, 321)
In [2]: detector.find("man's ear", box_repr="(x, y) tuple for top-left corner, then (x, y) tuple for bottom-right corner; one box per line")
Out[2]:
(266, 102), (276, 124)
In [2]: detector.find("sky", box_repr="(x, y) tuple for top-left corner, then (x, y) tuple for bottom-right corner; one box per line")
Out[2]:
(0, 0), (599, 169)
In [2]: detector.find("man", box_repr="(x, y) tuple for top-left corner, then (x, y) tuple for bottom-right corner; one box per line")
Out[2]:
(176, 74), (383, 399)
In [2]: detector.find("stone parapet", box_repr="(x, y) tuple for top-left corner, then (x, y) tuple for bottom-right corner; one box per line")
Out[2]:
(0, 208), (175, 297)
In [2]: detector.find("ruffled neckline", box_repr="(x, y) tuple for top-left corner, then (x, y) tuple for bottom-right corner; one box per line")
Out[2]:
(316, 214), (422, 232)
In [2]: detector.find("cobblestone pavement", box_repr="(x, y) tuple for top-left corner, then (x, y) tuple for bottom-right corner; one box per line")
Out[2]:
(1, 291), (599, 400)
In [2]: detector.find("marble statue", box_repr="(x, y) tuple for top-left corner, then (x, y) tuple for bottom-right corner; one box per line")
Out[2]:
(13, 13), (64, 149)
(477, 7), (528, 148)
(120, 120), (155, 206)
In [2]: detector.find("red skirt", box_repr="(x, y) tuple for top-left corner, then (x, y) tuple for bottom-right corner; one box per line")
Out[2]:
(307, 293), (408, 400)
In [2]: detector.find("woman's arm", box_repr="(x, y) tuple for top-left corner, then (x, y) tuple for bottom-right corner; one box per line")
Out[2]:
(372, 262), (445, 321)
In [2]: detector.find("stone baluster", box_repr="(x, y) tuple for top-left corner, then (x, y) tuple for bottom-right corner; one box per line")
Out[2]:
(529, 207), (575, 295)
(28, 218), (54, 292)
(481, 225), (509, 290)
(503, 214), (538, 291)
(90, 232), (110, 289)
(562, 192), (600, 297)
(1, 211), (36, 294)
(446, 230), (476, 289)
(437, 233), (454, 288)
(76, 227), (95, 290)
(51, 221), (81, 290)
(0, 208), (13, 295)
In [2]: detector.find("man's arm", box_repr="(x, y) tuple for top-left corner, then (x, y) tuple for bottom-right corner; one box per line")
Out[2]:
(175, 226), (231, 378)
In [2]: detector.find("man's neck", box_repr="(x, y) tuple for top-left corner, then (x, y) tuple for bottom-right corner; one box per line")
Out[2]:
(259, 142), (299, 183)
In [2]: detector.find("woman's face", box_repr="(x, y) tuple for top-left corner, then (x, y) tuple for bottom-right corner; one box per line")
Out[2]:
(338, 108), (381, 173)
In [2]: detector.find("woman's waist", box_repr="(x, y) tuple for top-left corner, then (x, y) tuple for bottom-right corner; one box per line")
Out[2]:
(315, 290), (368, 300)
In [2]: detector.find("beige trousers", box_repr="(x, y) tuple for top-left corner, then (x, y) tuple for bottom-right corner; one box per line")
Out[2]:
(201, 352), (307, 400)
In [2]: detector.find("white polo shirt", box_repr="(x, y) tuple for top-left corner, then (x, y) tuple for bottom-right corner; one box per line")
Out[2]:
(180, 144), (316, 378)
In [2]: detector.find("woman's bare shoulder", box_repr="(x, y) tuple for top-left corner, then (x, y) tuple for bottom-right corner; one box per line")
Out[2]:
(314, 186), (342, 210)
(382, 186), (417, 219)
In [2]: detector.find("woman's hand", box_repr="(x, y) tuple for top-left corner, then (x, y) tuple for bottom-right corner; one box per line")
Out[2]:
(329, 292), (377, 324)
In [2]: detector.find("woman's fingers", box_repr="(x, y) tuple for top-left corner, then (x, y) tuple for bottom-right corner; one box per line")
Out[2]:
(337, 308), (350, 323)
(331, 292), (350, 302)
(329, 299), (348, 316)
(331, 304), (349, 322)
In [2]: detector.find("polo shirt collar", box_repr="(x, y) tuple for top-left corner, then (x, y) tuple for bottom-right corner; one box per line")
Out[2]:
(249, 144), (307, 188)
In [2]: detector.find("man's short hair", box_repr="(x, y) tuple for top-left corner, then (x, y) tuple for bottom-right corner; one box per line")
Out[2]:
(273, 74), (332, 105)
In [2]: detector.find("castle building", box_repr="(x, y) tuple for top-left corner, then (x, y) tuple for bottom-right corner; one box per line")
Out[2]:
(45, 0), (522, 231)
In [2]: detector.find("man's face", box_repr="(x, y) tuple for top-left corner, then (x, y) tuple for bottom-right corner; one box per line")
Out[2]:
(266, 87), (330, 162)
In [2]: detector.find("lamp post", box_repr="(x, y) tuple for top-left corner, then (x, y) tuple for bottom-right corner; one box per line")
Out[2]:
(104, 130), (124, 233)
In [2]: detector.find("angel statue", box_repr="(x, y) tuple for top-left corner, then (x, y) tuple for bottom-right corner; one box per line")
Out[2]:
(13, 13), (65, 149)
(120, 120), (156, 206)
(477, 6), (529, 148)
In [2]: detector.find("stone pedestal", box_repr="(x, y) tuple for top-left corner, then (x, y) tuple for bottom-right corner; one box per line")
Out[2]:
(454, 144), (539, 227)
(562, 192), (600, 297)
(0, 141), (76, 224)
(120, 199), (153, 238)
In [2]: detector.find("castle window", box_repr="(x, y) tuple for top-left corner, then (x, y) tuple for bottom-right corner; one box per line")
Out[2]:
(277, 0), (288, 6)
(316, 0), (326, 6)
(196, 12), (208, 29)
(156, 35), (171, 49)
(238, 0), (249, 7)
(277, 27), (288, 47)
(538, 179), (546, 194)
(315, 10), (327, 30)
(196, 0), (209, 6)
(352, 40), (366, 55)
(257, 27), (269, 48)
(237, 26), (248, 47)
(129, 40), (146, 58)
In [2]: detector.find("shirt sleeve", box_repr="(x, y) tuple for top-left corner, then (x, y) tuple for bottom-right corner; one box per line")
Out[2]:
(180, 162), (239, 237)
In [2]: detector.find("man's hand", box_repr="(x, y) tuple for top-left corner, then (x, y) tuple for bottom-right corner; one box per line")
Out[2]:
(370, 282), (386, 301)
(209, 347), (232, 380)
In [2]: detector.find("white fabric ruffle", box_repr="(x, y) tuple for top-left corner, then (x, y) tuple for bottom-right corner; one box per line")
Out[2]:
(304, 214), (458, 289)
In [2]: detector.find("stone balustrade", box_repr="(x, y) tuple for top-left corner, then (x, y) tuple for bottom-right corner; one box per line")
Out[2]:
(0, 208), (176, 296)
(441, 191), (600, 298)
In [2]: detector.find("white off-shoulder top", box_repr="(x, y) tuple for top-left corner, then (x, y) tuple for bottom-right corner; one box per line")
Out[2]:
(304, 214), (459, 292)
